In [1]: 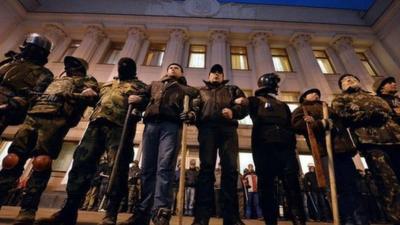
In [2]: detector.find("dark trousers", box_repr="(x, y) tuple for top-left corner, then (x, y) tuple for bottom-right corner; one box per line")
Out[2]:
(322, 154), (369, 225)
(363, 148), (400, 223)
(134, 121), (180, 218)
(66, 119), (135, 213)
(194, 125), (240, 225)
(252, 142), (305, 225)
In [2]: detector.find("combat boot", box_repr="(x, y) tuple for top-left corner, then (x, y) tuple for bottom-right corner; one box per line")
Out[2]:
(152, 208), (171, 225)
(13, 209), (36, 225)
(117, 211), (150, 225)
(291, 215), (306, 225)
(98, 211), (117, 225)
(34, 208), (78, 225)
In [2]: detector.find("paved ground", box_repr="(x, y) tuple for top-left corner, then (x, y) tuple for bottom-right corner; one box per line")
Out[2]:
(0, 206), (389, 225)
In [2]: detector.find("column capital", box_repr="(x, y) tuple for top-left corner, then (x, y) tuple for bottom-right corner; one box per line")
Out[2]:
(331, 36), (354, 52)
(250, 31), (271, 47)
(290, 33), (313, 49)
(209, 30), (228, 42)
(43, 24), (67, 45)
(85, 25), (106, 42)
(127, 27), (146, 40)
(169, 28), (188, 41)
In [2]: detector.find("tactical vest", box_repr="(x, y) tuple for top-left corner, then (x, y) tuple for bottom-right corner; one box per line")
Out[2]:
(29, 76), (75, 114)
(0, 60), (47, 94)
(91, 79), (144, 126)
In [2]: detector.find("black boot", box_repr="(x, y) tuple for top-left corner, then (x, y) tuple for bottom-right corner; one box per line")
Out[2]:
(34, 199), (80, 225)
(34, 209), (78, 225)
(13, 209), (36, 225)
(98, 211), (117, 225)
(117, 211), (150, 225)
(152, 208), (172, 225)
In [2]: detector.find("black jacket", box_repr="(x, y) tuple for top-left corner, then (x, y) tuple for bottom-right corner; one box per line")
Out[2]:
(195, 80), (248, 127)
(143, 75), (198, 124)
(248, 88), (295, 146)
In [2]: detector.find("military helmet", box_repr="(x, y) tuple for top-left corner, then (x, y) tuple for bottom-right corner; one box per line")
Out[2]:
(257, 73), (280, 94)
(21, 33), (52, 53)
(299, 88), (321, 103)
(64, 56), (88, 75)
(372, 76), (396, 95)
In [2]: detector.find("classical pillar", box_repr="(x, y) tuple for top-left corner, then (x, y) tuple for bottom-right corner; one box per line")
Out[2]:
(108, 27), (146, 80)
(332, 36), (374, 89)
(209, 30), (229, 79)
(161, 28), (187, 74)
(73, 25), (106, 62)
(43, 24), (69, 62)
(291, 34), (333, 100)
(251, 32), (275, 75)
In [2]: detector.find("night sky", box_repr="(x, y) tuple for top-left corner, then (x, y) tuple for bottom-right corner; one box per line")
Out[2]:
(217, 0), (375, 10)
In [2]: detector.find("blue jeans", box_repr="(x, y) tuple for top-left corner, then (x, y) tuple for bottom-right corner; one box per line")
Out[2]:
(246, 192), (262, 218)
(136, 121), (180, 215)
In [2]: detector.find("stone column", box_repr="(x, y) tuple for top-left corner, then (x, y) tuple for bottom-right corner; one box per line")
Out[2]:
(108, 27), (146, 80)
(209, 30), (229, 79)
(291, 34), (333, 101)
(251, 32), (275, 75)
(161, 28), (187, 74)
(332, 36), (374, 89)
(73, 25), (106, 62)
(43, 24), (68, 62)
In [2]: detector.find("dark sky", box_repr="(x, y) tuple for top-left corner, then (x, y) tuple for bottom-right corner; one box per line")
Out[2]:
(217, 0), (375, 10)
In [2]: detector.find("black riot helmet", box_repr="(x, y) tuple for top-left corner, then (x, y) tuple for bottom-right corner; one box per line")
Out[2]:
(19, 33), (52, 65)
(257, 73), (281, 94)
(118, 57), (137, 80)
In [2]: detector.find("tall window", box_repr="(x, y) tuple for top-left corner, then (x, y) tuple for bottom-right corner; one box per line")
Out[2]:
(60, 40), (81, 61)
(102, 42), (123, 64)
(280, 91), (300, 112)
(144, 43), (166, 67)
(313, 50), (335, 74)
(188, 45), (206, 68)
(271, 48), (293, 72)
(230, 46), (249, 70)
(357, 52), (378, 76)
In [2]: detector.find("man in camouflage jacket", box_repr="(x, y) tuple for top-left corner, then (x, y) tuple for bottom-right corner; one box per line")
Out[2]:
(119, 63), (198, 225)
(0, 56), (99, 225)
(332, 73), (400, 224)
(36, 58), (147, 225)
(0, 33), (53, 135)
(292, 88), (369, 224)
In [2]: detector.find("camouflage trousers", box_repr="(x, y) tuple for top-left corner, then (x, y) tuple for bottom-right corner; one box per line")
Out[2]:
(363, 148), (400, 223)
(0, 115), (70, 210)
(65, 118), (135, 213)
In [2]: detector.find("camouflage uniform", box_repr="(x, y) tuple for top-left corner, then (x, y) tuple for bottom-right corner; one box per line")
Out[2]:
(44, 77), (148, 225)
(332, 87), (400, 223)
(0, 59), (53, 135)
(0, 68), (98, 224)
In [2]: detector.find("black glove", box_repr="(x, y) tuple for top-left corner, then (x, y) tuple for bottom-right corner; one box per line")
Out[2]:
(180, 111), (195, 123)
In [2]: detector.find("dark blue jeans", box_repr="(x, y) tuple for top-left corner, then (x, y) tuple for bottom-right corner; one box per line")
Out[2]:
(246, 192), (262, 219)
(135, 121), (180, 216)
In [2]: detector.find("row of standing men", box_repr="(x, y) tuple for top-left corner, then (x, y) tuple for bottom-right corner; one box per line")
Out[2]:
(0, 33), (400, 225)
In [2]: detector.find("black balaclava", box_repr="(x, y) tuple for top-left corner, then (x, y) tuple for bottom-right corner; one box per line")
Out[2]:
(118, 57), (137, 80)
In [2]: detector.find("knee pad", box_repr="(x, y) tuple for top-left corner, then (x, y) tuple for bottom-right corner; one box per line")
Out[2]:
(1, 153), (20, 169)
(32, 155), (52, 171)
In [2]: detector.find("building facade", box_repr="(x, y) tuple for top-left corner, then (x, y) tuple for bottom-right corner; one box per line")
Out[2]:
(0, 0), (399, 205)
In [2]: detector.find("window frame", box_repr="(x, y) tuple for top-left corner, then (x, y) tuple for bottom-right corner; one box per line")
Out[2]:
(313, 50), (336, 75)
(230, 46), (250, 71)
(58, 40), (81, 62)
(187, 44), (207, 69)
(357, 52), (379, 77)
(271, 48), (293, 72)
(143, 43), (166, 67)
(101, 42), (124, 65)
